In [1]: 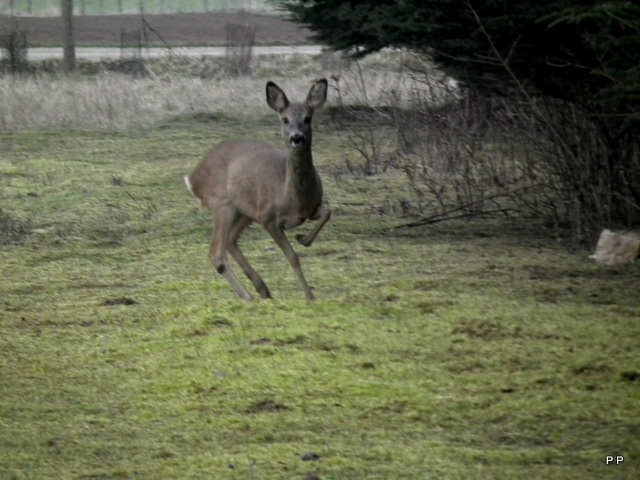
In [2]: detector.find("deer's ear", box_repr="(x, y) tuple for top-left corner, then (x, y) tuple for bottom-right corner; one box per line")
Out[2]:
(306, 79), (327, 110)
(266, 81), (289, 112)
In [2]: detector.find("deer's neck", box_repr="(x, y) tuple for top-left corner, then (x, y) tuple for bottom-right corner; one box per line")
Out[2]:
(286, 147), (318, 196)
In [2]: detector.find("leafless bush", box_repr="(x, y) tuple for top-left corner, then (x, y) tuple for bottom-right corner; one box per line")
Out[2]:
(330, 53), (538, 216)
(1, 28), (28, 75)
(529, 100), (640, 246)
(333, 51), (640, 247)
(225, 24), (257, 76)
(119, 29), (145, 77)
(329, 51), (452, 176)
(332, 51), (639, 246)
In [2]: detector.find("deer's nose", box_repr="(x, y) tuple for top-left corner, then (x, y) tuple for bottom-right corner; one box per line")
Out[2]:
(290, 133), (305, 147)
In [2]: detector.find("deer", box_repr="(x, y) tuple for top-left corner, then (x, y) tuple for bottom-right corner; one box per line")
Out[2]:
(184, 79), (330, 301)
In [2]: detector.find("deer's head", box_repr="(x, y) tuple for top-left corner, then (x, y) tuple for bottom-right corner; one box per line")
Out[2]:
(266, 79), (327, 150)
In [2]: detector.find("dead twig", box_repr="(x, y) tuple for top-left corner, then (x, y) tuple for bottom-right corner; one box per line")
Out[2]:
(394, 187), (540, 228)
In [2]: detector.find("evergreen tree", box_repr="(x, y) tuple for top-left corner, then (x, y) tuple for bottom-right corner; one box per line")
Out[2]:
(276, 0), (639, 118)
(276, 0), (640, 238)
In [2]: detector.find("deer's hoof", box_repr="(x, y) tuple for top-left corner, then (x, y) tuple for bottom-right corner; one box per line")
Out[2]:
(296, 234), (311, 247)
(258, 287), (272, 299)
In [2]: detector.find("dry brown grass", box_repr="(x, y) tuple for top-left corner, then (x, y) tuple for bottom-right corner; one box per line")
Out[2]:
(0, 72), (267, 130)
(0, 51), (452, 131)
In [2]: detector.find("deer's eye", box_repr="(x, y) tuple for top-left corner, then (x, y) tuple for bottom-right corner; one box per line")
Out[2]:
(283, 117), (289, 125)
(304, 116), (311, 124)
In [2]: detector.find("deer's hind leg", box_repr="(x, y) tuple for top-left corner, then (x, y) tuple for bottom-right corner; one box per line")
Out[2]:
(209, 205), (254, 301)
(227, 214), (271, 299)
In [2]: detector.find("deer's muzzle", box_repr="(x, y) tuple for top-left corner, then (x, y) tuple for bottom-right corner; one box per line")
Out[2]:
(289, 133), (305, 148)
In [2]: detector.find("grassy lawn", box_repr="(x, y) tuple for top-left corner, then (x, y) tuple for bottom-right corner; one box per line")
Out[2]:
(1, 118), (639, 479)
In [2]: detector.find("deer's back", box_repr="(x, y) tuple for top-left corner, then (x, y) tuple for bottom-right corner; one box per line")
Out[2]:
(188, 139), (289, 218)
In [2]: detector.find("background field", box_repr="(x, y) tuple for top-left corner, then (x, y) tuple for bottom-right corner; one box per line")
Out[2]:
(0, 10), (311, 47)
(1, 6), (640, 480)
(2, 0), (274, 16)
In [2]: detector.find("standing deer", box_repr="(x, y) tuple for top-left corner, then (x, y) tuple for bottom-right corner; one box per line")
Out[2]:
(185, 79), (330, 301)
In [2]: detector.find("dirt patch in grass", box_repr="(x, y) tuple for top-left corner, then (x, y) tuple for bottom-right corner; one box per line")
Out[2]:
(102, 296), (138, 306)
(245, 399), (290, 414)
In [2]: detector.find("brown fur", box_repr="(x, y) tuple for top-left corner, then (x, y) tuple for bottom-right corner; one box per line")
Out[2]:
(185, 79), (330, 301)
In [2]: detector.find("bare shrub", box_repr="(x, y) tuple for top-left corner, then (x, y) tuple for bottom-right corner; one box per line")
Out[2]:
(396, 98), (530, 217)
(328, 51), (452, 176)
(319, 54), (620, 246)
(225, 24), (257, 76)
(1, 28), (28, 75)
(328, 52), (537, 218)
(119, 29), (145, 77)
(325, 49), (639, 246)
(526, 99), (640, 247)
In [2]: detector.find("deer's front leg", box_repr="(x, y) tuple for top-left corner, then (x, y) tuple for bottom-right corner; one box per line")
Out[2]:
(266, 224), (315, 301)
(296, 202), (331, 247)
